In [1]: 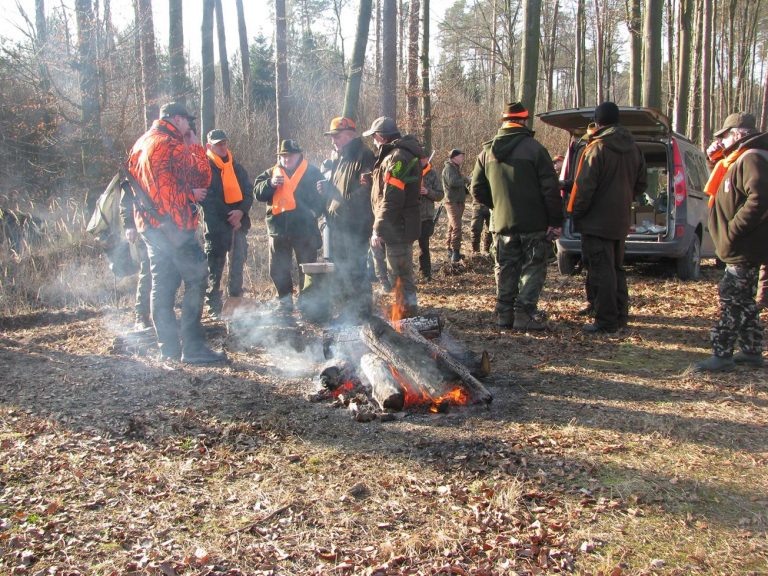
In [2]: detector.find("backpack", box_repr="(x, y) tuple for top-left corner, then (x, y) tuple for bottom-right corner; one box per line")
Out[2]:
(87, 172), (139, 277)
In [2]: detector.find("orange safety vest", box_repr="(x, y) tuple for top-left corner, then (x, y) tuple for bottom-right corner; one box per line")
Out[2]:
(272, 159), (308, 215)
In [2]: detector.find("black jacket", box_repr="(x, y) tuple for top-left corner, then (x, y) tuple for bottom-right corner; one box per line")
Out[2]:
(570, 124), (647, 240)
(202, 155), (253, 232)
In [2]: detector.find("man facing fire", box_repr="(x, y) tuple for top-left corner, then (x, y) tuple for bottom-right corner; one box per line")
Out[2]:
(319, 117), (376, 321)
(253, 139), (325, 315)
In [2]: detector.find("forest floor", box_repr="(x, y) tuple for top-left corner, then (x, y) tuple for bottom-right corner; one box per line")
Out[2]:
(1, 236), (767, 575)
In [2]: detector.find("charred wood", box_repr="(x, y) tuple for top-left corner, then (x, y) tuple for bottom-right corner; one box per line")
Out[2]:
(360, 353), (405, 411)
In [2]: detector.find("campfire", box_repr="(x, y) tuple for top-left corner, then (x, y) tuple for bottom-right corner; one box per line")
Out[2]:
(315, 280), (492, 418)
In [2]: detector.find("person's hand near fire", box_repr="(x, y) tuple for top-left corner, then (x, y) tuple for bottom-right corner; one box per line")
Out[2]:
(370, 230), (384, 249)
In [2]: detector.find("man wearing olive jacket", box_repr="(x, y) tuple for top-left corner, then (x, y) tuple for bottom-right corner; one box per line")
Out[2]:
(569, 102), (647, 334)
(363, 116), (424, 317)
(694, 112), (768, 372)
(471, 102), (561, 331)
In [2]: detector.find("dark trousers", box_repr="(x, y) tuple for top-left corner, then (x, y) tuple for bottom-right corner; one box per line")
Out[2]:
(329, 228), (372, 318)
(205, 226), (248, 310)
(142, 227), (208, 358)
(757, 264), (768, 307)
(417, 218), (435, 277)
(470, 204), (492, 252)
(268, 235), (317, 299)
(134, 238), (151, 320)
(581, 234), (628, 330)
(712, 265), (762, 357)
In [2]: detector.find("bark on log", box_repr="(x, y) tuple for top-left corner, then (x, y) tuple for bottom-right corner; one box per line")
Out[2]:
(401, 326), (493, 404)
(361, 316), (492, 405)
(360, 353), (404, 411)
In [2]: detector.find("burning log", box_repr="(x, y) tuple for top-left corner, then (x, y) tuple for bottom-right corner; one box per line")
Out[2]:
(360, 353), (405, 411)
(391, 314), (442, 339)
(361, 316), (492, 407)
(402, 327), (492, 403)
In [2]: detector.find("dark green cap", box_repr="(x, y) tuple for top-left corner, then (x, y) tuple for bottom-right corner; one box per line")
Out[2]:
(159, 101), (193, 119)
(277, 139), (303, 155)
(207, 129), (228, 144)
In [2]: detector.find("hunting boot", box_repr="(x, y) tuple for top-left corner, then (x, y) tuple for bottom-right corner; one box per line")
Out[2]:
(733, 351), (764, 367)
(693, 354), (735, 372)
(134, 314), (153, 333)
(513, 310), (547, 331)
(497, 310), (514, 329)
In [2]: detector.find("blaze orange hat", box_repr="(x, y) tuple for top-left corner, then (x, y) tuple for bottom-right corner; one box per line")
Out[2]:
(324, 117), (357, 136)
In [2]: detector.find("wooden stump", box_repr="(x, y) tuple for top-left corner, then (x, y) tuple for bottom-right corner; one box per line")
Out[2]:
(360, 353), (404, 411)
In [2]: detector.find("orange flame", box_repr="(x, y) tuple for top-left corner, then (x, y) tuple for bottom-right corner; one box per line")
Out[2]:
(388, 365), (470, 412)
(331, 380), (356, 398)
(388, 277), (407, 329)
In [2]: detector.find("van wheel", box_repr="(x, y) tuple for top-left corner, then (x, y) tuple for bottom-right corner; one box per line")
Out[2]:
(676, 235), (701, 280)
(557, 249), (578, 275)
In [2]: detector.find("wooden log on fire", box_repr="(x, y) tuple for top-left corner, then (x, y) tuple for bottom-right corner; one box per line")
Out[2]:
(361, 316), (493, 405)
(323, 314), (442, 359)
(360, 353), (405, 411)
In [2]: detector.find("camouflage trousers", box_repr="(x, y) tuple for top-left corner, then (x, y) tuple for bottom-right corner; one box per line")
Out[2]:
(711, 264), (763, 357)
(494, 230), (549, 316)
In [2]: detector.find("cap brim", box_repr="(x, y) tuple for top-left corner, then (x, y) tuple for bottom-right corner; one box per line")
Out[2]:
(361, 129), (376, 137)
(208, 138), (226, 144)
(713, 126), (730, 138)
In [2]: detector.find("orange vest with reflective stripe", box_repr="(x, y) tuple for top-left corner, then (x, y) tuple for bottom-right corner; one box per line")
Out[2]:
(272, 159), (308, 215)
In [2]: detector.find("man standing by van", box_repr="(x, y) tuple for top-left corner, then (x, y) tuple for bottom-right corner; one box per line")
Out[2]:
(471, 102), (561, 331)
(569, 102), (647, 333)
(695, 112), (768, 371)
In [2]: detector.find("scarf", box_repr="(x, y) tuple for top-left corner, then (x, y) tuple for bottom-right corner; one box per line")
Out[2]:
(272, 159), (308, 215)
(207, 149), (243, 204)
(566, 126), (604, 213)
(703, 147), (749, 208)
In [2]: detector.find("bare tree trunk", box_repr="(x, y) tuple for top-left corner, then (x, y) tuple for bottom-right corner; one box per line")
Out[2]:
(593, 0), (605, 102)
(687, 0), (702, 142)
(421, 0), (432, 153)
(236, 0), (250, 110)
(34, 0), (51, 92)
(642, 0), (663, 110)
(406, 0), (420, 135)
(665, 0), (675, 118)
(628, 0), (642, 105)
(169, 0), (186, 104)
(137, 0), (159, 127)
(214, 0), (231, 101)
(700, 0), (712, 142)
(490, 0), (498, 109)
(574, 0), (585, 107)
(342, 0), (373, 121)
(674, 0), (693, 134)
(382, 0), (397, 118)
(761, 58), (768, 130)
(518, 0), (541, 118)
(375, 0), (382, 85)
(275, 0), (290, 142)
(201, 0), (215, 139)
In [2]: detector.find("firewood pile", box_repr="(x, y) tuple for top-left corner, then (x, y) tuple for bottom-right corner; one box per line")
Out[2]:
(312, 314), (492, 419)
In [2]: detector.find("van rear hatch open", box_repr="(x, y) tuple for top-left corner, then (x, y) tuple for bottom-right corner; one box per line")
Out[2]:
(538, 107), (670, 138)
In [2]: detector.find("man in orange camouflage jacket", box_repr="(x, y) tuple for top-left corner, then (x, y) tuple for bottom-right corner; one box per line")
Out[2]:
(127, 102), (225, 365)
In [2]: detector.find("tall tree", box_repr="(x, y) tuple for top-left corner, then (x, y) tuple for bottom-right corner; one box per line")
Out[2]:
(421, 0), (432, 152)
(35, 0), (50, 92)
(674, 0), (694, 135)
(201, 0), (215, 139)
(687, 0), (703, 141)
(275, 0), (291, 142)
(382, 0), (397, 118)
(342, 0), (373, 121)
(406, 0), (420, 134)
(543, 0), (560, 111)
(593, 0), (606, 102)
(236, 0), (250, 109)
(75, 0), (101, 135)
(518, 0), (541, 117)
(642, 0), (663, 110)
(169, 0), (186, 104)
(628, 0), (642, 105)
(136, 0), (159, 127)
(700, 0), (713, 142)
(574, 0), (586, 107)
(214, 0), (231, 101)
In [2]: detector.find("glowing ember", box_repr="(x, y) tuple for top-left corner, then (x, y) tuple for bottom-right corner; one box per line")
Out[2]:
(388, 365), (470, 412)
(331, 380), (356, 398)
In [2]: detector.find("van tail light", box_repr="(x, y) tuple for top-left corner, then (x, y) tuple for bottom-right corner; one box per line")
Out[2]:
(672, 140), (687, 206)
(675, 224), (686, 238)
